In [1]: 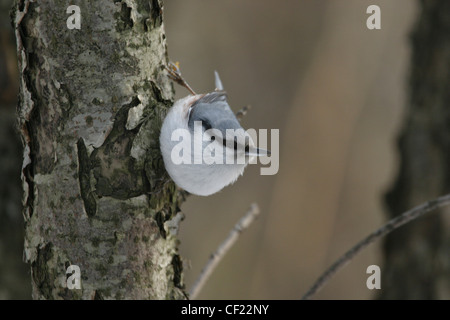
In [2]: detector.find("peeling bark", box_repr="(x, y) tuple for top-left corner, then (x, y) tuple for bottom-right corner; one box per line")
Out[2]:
(13, 0), (186, 299)
(380, 0), (450, 299)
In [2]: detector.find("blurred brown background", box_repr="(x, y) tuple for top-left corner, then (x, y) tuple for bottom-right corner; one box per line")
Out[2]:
(164, 0), (417, 299)
(0, 0), (417, 299)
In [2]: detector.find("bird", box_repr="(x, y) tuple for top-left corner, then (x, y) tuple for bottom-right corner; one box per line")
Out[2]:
(159, 62), (269, 196)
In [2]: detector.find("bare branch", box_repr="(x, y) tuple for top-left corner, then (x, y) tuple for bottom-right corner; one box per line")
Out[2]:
(189, 203), (260, 299)
(301, 193), (450, 300)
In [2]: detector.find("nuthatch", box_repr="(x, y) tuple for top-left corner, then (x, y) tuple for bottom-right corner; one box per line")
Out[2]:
(160, 63), (269, 196)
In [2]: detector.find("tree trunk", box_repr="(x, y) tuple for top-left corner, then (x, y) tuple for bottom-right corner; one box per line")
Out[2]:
(381, 0), (450, 299)
(13, 0), (186, 299)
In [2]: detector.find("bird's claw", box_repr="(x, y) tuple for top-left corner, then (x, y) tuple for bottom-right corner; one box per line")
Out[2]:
(165, 61), (196, 95)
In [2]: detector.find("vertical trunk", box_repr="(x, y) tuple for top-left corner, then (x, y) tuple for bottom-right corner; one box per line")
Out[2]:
(381, 0), (450, 299)
(13, 0), (186, 299)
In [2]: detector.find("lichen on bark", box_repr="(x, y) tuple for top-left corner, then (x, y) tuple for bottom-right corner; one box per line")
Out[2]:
(13, 0), (186, 299)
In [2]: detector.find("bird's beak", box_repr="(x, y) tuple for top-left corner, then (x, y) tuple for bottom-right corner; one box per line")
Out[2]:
(246, 146), (271, 157)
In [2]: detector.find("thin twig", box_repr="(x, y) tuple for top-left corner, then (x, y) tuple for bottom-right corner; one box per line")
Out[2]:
(189, 203), (260, 299)
(301, 193), (450, 300)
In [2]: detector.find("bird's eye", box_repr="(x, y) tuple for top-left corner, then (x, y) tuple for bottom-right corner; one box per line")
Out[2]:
(200, 119), (212, 132)
(202, 121), (212, 131)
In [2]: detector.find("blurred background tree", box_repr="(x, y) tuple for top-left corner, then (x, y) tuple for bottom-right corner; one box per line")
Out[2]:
(381, 0), (450, 299)
(0, 0), (31, 299)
